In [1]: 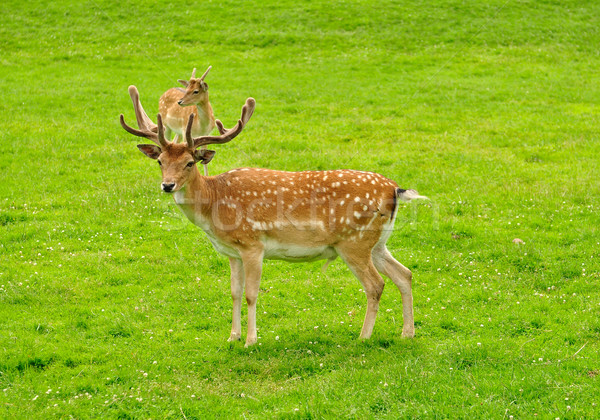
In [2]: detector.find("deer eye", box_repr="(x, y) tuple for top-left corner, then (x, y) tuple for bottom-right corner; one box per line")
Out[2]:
(186, 161), (194, 168)
(193, 90), (199, 94)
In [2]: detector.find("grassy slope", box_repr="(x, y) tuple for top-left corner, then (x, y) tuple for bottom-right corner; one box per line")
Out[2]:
(1, 0), (599, 417)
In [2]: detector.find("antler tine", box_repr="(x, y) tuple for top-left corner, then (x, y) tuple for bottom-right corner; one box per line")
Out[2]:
(191, 67), (197, 79)
(128, 85), (158, 133)
(119, 85), (161, 145)
(215, 120), (227, 135)
(199, 65), (212, 81)
(155, 114), (169, 147)
(192, 98), (256, 148)
(185, 113), (195, 149)
(240, 96), (255, 125)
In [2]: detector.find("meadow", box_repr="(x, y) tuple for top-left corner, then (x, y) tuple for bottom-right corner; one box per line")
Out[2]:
(1, 0), (599, 418)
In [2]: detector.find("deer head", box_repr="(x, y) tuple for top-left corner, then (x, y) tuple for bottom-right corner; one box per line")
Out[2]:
(176, 66), (212, 107)
(120, 88), (255, 193)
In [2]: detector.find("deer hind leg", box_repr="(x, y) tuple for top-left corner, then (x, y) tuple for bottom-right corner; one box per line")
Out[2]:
(372, 246), (415, 338)
(240, 249), (264, 347)
(228, 257), (244, 342)
(336, 245), (385, 340)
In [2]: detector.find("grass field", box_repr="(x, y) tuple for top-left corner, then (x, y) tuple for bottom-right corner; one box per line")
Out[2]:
(1, 0), (600, 418)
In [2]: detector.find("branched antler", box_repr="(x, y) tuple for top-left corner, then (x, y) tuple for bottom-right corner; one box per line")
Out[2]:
(185, 98), (255, 149)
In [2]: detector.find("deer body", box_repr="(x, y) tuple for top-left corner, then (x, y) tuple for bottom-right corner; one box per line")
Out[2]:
(121, 88), (424, 347)
(172, 167), (401, 260)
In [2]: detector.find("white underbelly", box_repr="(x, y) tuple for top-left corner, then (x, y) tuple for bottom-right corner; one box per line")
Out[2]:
(262, 238), (337, 262)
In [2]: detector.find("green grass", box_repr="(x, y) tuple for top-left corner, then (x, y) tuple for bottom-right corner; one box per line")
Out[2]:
(1, 0), (600, 417)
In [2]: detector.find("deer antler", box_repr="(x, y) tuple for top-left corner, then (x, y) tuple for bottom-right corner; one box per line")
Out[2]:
(199, 65), (211, 81)
(156, 114), (169, 147)
(178, 66), (210, 88)
(120, 85), (169, 147)
(185, 98), (255, 149)
(214, 95), (254, 135)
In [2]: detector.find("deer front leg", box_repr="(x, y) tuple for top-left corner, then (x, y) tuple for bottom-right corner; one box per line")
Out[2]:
(228, 257), (244, 342)
(240, 249), (264, 347)
(164, 126), (173, 141)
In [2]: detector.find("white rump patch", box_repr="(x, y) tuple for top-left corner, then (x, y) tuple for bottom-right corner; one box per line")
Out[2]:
(398, 189), (429, 201)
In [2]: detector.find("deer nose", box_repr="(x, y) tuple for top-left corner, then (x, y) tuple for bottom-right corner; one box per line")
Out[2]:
(161, 183), (176, 193)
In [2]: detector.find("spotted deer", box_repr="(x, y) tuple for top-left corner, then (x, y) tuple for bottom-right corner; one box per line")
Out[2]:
(158, 66), (216, 175)
(120, 89), (426, 347)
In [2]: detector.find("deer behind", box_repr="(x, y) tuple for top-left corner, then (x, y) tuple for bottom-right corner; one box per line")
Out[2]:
(159, 66), (216, 176)
(159, 66), (215, 139)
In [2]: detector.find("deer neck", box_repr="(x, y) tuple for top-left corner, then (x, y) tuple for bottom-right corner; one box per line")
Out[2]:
(195, 97), (214, 121)
(173, 168), (214, 228)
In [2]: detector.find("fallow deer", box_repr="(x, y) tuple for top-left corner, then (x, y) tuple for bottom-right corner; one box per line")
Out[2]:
(120, 89), (426, 347)
(159, 66), (216, 175)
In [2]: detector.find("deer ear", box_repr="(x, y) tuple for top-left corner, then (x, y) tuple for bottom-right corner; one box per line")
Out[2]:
(137, 144), (161, 159)
(201, 82), (209, 92)
(194, 149), (215, 164)
(177, 79), (189, 87)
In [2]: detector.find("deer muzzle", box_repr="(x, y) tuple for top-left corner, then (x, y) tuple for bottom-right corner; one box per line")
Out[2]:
(161, 182), (176, 193)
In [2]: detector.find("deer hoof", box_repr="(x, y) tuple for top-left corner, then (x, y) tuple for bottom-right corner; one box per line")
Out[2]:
(401, 328), (415, 338)
(244, 336), (257, 347)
